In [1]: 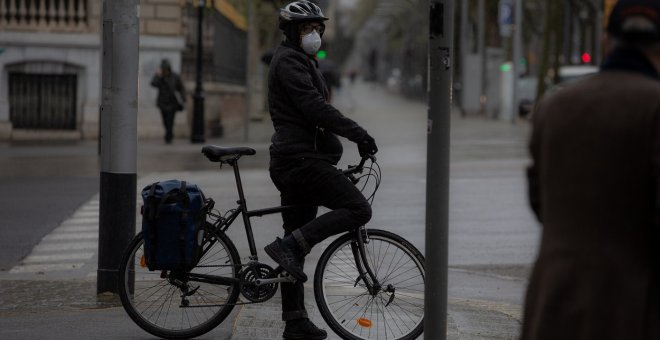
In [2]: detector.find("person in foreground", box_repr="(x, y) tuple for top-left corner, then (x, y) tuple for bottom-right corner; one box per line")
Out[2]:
(263, 1), (378, 339)
(522, 0), (660, 339)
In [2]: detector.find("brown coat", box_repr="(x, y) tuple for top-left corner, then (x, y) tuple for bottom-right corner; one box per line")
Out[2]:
(522, 71), (660, 340)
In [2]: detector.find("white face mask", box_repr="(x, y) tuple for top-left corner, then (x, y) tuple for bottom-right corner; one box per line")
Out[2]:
(301, 31), (322, 55)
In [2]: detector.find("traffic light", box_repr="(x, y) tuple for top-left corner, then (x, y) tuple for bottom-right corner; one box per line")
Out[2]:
(316, 50), (327, 60)
(581, 52), (592, 64)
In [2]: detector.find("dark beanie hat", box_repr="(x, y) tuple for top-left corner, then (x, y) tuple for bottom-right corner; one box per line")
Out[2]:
(160, 59), (172, 70)
(607, 0), (660, 41)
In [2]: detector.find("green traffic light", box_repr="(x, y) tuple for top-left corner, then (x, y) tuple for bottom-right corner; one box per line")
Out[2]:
(317, 50), (327, 60)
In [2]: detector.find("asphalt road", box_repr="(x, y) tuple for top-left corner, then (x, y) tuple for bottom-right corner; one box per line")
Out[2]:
(0, 142), (99, 271)
(0, 138), (268, 271)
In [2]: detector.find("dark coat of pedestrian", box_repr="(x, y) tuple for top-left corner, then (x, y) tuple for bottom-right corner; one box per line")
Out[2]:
(150, 59), (185, 144)
(521, 1), (660, 339)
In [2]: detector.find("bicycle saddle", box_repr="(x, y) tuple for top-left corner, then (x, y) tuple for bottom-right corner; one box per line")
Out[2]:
(202, 145), (256, 163)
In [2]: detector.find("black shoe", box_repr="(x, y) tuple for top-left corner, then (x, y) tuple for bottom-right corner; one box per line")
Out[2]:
(283, 318), (327, 340)
(264, 238), (307, 282)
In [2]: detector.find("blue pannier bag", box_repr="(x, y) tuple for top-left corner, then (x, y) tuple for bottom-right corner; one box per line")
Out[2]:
(141, 180), (206, 271)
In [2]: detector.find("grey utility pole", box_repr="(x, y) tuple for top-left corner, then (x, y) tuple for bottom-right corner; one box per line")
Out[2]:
(191, 0), (206, 143)
(512, 0), (523, 122)
(98, 0), (139, 295)
(426, 1), (453, 339)
(245, 0), (257, 142)
(478, 0), (486, 113)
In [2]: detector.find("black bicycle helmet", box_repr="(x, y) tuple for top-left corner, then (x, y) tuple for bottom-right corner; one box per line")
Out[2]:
(279, 1), (328, 30)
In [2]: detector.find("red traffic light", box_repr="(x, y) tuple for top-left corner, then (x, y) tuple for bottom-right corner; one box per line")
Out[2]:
(581, 52), (592, 64)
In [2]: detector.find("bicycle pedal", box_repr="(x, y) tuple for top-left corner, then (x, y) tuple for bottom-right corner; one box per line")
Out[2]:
(278, 271), (298, 283)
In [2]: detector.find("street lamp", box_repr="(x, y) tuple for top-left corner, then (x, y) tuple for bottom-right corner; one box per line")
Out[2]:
(191, 0), (206, 143)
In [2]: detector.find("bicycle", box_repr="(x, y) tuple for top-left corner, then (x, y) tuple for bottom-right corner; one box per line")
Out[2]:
(118, 145), (425, 340)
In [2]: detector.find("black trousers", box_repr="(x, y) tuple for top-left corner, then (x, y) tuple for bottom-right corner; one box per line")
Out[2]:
(269, 157), (372, 321)
(160, 109), (176, 142)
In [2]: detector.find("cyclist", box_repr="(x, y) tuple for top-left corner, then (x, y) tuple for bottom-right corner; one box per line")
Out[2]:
(264, 1), (378, 339)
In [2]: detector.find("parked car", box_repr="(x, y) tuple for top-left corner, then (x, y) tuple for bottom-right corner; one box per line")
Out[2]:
(518, 65), (599, 118)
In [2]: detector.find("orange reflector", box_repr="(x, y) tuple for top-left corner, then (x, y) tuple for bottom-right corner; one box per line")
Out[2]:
(140, 255), (147, 268)
(357, 318), (372, 328)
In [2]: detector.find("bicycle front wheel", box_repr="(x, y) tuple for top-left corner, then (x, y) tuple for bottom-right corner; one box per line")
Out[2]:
(118, 224), (241, 339)
(314, 229), (425, 340)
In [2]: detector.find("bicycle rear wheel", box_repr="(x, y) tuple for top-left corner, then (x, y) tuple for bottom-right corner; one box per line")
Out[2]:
(118, 223), (241, 339)
(314, 229), (425, 340)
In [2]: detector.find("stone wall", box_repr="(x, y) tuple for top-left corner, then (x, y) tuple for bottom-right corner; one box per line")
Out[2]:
(140, 0), (184, 36)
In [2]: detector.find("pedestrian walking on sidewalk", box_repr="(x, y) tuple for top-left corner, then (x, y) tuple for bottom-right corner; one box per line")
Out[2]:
(150, 59), (186, 144)
(522, 1), (660, 339)
(263, 1), (378, 339)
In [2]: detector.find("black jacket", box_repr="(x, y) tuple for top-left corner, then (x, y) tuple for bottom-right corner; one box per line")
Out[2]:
(150, 72), (185, 113)
(268, 41), (368, 164)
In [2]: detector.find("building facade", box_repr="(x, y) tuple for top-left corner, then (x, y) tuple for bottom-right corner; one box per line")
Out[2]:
(0, 0), (247, 141)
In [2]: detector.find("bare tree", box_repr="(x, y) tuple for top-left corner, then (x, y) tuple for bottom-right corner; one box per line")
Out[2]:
(536, 0), (564, 100)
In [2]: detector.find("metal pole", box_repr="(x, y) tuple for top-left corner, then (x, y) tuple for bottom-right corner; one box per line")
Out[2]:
(426, 1), (453, 339)
(98, 0), (139, 295)
(478, 0), (486, 114)
(460, 0), (468, 110)
(191, 0), (206, 143)
(595, 6), (604, 65)
(512, 0), (523, 123)
(245, 0), (256, 142)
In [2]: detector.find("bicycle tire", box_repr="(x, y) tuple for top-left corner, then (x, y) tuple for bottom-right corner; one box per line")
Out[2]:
(314, 229), (425, 340)
(118, 223), (241, 339)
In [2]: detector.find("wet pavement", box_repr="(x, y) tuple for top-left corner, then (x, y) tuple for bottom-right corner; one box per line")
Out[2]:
(0, 81), (537, 339)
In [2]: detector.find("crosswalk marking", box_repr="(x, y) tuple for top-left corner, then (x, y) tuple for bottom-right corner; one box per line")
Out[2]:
(71, 211), (99, 218)
(22, 252), (95, 263)
(34, 242), (98, 252)
(57, 225), (98, 233)
(7, 196), (102, 277)
(59, 218), (98, 225)
(9, 263), (86, 274)
(44, 232), (98, 241)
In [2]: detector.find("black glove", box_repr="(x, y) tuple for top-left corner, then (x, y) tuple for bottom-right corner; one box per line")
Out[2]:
(358, 135), (378, 157)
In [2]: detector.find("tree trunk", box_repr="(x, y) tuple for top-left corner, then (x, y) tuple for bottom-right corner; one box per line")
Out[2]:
(535, 0), (554, 100)
(551, 0), (564, 84)
(535, 0), (564, 101)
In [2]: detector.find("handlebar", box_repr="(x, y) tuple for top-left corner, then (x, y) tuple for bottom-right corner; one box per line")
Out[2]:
(342, 155), (376, 184)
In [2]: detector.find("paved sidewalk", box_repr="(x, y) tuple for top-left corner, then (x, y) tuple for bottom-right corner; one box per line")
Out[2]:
(0, 81), (536, 339)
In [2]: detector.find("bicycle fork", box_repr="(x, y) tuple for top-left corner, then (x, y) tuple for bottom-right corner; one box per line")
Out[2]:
(351, 228), (398, 307)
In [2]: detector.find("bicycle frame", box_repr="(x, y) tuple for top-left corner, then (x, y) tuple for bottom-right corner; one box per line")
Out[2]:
(217, 158), (300, 260)
(192, 157), (382, 291)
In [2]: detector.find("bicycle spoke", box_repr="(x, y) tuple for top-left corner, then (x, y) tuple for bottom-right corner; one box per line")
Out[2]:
(379, 249), (408, 283)
(380, 242), (395, 282)
(379, 296), (412, 334)
(389, 273), (424, 288)
(325, 267), (359, 285)
(386, 294), (416, 324)
(119, 230), (239, 338)
(334, 294), (370, 324)
(327, 292), (370, 306)
(348, 295), (374, 333)
(318, 232), (424, 340)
